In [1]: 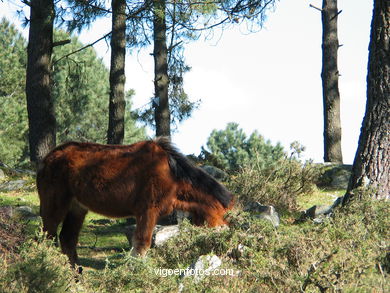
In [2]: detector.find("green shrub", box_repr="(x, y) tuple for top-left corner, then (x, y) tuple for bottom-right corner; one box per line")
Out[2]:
(88, 253), (177, 293)
(229, 142), (320, 212)
(0, 239), (78, 293)
(150, 196), (389, 292)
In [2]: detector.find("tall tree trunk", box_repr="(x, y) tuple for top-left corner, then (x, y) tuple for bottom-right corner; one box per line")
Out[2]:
(26, 0), (56, 164)
(321, 0), (343, 163)
(153, 0), (171, 137)
(107, 0), (127, 144)
(345, 0), (389, 200)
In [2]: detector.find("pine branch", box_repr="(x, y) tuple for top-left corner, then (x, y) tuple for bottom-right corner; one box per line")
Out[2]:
(309, 4), (322, 12)
(52, 39), (71, 48)
(53, 31), (111, 64)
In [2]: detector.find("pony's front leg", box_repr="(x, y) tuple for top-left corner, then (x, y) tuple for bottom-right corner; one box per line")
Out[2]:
(131, 209), (158, 257)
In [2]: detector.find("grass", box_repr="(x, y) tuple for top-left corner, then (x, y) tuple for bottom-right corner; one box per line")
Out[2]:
(0, 169), (388, 292)
(0, 172), (345, 272)
(297, 187), (345, 210)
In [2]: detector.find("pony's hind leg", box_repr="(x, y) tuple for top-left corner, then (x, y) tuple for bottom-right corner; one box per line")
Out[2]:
(59, 201), (88, 266)
(131, 209), (158, 257)
(39, 191), (71, 242)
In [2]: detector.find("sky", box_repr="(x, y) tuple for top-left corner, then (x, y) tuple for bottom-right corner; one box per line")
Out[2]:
(0, 0), (373, 164)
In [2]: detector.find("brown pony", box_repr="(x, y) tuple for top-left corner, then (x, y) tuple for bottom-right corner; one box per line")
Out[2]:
(37, 137), (234, 266)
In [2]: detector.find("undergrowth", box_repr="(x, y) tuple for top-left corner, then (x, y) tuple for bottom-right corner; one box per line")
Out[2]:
(0, 154), (388, 292)
(1, 194), (388, 292)
(228, 142), (320, 212)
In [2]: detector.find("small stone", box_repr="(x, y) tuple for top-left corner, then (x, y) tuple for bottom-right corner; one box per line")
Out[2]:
(153, 225), (180, 247)
(0, 179), (28, 192)
(245, 202), (280, 227)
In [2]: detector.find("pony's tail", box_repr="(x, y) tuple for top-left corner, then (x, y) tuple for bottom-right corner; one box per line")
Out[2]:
(154, 137), (233, 208)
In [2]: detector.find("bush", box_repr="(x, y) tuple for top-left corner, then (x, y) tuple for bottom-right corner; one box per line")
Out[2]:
(156, 196), (389, 292)
(0, 239), (78, 293)
(88, 252), (177, 293)
(229, 142), (320, 212)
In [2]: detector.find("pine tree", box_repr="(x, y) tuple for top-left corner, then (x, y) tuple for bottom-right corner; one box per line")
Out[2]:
(25, 0), (56, 164)
(321, 0), (343, 163)
(345, 0), (390, 200)
(203, 122), (285, 172)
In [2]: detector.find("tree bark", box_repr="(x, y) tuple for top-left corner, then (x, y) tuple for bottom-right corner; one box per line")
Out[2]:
(26, 0), (56, 164)
(345, 0), (390, 200)
(153, 0), (171, 137)
(107, 0), (127, 144)
(321, 0), (343, 163)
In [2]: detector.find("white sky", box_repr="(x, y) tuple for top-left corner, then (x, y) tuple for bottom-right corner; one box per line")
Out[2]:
(0, 0), (373, 164)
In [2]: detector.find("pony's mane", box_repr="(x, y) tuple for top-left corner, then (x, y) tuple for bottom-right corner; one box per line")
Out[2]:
(154, 137), (233, 208)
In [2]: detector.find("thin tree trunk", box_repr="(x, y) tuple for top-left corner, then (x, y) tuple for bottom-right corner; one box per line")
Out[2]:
(321, 0), (343, 163)
(107, 0), (126, 144)
(153, 0), (171, 137)
(26, 0), (56, 164)
(345, 0), (390, 200)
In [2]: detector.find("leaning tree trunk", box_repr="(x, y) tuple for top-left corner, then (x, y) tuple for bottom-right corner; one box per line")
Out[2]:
(345, 0), (390, 200)
(26, 0), (56, 165)
(321, 0), (343, 163)
(153, 0), (171, 137)
(107, 0), (127, 144)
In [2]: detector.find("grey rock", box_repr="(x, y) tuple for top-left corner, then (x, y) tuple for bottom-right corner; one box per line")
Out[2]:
(245, 202), (280, 227)
(183, 254), (222, 282)
(153, 225), (180, 247)
(13, 206), (39, 221)
(297, 199), (341, 223)
(124, 224), (180, 248)
(318, 164), (352, 189)
(330, 169), (351, 189)
(0, 168), (5, 180)
(307, 205), (333, 218)
(0, 179), (28, 192)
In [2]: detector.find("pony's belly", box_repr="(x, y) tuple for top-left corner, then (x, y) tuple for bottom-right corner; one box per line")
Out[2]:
(74, 195), (135, 218)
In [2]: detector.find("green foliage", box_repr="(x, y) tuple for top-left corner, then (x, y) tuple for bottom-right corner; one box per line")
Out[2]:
(0, 18), (29, 166)
(52, 35), (145, 144)
(152, 197), (389, 292)
(0, 20), (145, 167)
(132, 46), (200, 133)
(0, 239), (78, 293)
(202, 122), (285, 172)
(0, 179), (388, 292)
(88, 254), (177, 293)
(52, 30), (110, 143)
(229, 141), (320, 211)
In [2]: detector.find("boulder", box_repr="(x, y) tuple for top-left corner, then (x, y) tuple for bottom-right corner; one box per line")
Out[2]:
(153, 225), (180, 247)
(296, 196), (344, 223)
(0, 179), (28, 192)
(317, 164), (352, 189)
(244, 202), (280, 227)
(183, 254), (222, 282)
(13, 206), (39, 221)
(124, 224), (180, 248)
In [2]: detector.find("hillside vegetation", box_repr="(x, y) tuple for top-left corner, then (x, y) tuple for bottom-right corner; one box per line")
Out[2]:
(0, 160), (388, 292)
